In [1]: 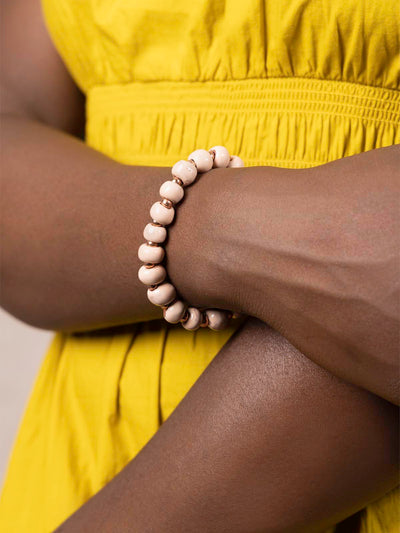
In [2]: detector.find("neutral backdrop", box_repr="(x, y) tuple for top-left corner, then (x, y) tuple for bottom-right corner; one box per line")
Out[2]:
(0, 308), (51, 486)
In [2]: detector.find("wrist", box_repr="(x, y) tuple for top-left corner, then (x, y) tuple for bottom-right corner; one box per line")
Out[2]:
(166, 166), (247, 313)
(219, 164), (315, 326)
(166, 163), (309, 324)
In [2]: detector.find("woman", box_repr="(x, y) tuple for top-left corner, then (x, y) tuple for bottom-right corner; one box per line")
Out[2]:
(0, 0), (399, 531)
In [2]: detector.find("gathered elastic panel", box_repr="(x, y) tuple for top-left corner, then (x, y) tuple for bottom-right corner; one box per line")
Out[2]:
(86, 77), (400, 168)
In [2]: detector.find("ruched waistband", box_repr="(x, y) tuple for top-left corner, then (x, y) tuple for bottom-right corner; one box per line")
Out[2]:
(86, 77), (400, 168)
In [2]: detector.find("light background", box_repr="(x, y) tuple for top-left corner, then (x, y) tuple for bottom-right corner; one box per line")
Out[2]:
(0, 308), (51, 486)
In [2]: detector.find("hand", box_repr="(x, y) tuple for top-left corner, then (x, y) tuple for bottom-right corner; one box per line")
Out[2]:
(168, 147), (400, 403)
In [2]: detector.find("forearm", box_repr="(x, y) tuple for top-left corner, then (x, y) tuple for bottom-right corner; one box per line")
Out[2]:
(57, 318), (399, 532)
(168, 145), (400, 402)
(1, 114), (170, 330)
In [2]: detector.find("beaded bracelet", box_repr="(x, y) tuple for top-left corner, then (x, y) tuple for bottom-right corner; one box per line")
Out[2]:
(138, 146), (244, 331)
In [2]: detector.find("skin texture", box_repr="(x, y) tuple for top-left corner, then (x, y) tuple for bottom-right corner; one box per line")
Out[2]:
(167, 147), (400, 404)
(1, 1), (166, 329)
(1, 0), (399, 404)
(1, 0), (399, 530)
(57, 319), (399, 533)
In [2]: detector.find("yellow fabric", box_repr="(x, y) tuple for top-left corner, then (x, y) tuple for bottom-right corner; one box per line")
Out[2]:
(1, 0), (399, 531)
(86, 78), (400, 168)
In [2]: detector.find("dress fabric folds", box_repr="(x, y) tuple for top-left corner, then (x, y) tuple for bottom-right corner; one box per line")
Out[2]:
(1, 0), (399, 530)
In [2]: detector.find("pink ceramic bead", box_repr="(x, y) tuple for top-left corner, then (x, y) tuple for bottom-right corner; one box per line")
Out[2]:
(210, 145), (231, 168)
(206, 309), (231, 331)
(188, 149), (214, 173)
(163, 300), (187, 324)
(159, 180), (184, 204)
(182, 307), (202, 331)
(138, 264), (166, 286)
(150, 201), (175, 225)
(147, 283), (176, 306)
(143, 223), (167, 243)
(228, 155), (244, 168)
(138, 243), (165, 263)
(171, 160), (197, 186)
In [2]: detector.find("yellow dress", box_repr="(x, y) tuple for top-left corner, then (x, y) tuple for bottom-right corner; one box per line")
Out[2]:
(1, 0), (399, 531)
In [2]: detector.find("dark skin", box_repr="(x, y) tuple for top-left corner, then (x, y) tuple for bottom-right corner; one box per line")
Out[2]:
(58, 319), (399, 533)
(2, 1), (400, 404)
(1, 0), (399, 531)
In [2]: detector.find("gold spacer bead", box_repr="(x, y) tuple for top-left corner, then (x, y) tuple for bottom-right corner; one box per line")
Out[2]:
(180, 310), (189, 324)
(161, 198), (173, 209)
(172, 176), (184, 187)
(200, 313), (209, 328)
(162, 298), (176, 312)
(144, 263), (156, 269)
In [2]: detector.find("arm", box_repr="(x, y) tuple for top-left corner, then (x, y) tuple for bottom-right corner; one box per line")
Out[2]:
(0, 0), (175, 330)
(2, 0), (398, 403)
(167, 147), (400, 403)
(2, 2), (398, 530)
(57, 318), (399, 532)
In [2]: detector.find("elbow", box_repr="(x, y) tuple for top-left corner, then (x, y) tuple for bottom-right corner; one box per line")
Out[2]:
(1, 253), (72, 331)
(1, 277), (62, 331)
(0, 297), (57, 332)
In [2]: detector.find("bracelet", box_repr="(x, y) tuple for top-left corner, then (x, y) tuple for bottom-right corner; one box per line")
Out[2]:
(138, 146), (244, 331)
